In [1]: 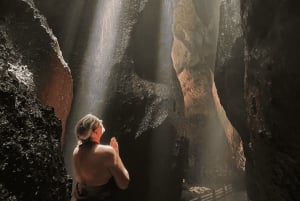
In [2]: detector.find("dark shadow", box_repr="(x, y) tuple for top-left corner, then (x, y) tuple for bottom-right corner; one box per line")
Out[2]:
(128, 0), (162, 82)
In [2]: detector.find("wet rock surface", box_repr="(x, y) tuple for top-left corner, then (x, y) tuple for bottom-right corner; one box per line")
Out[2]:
(173, 0), (245, 188)
(213, 0), (247, 184)
(6, 1), (300, 201)
(0, 68), (71, 201)
(240, 0), (300, 200)
(0, 0), (72, 200)
(100, 1), (186, 200)
(0, 0), (73, 146)
(215, 0), (300, 200)
(214, 0), (249, 146)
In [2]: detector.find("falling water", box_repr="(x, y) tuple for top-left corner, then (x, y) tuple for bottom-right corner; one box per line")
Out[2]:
(63, 0), (124, 176)
(77, 0), (122, 114)
(63, 0), (149, 177)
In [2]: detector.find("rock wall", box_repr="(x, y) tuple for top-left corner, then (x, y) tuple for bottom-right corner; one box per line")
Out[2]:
(0, 0), (72, 200)
(212, 81), (246, 180)
(0, 69), (71, 201)
(240, 0), (300, 200)
(214, 0), (247, 177)
(172, 0), (220, 74)
(215, 0), (300, 200)
(214, 0), (248, 146)
(173, 0), (244, 187)
(100, 2), (186, 201)
(33, 0), (86, 63)
(0, 0), (73, 146)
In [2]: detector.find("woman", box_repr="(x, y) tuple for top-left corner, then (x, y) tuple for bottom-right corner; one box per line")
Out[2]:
(72, 114), (130, 201)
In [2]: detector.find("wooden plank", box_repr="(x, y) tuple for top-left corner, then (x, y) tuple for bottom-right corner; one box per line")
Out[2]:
(187, 184), (235, 201)
(201, 193), (213, 198)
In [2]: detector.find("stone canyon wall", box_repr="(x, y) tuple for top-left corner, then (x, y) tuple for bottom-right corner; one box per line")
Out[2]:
(215, 0), (300, 200)
(0, 0), (73, 146)
(241, 0), (300, 200)
(173, 0), (245, 187)
(4, 0), (298, 201)
(0, 0), (72, 200)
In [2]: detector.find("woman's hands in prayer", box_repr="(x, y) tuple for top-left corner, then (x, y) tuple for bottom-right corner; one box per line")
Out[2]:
(110, 137), (119, 155)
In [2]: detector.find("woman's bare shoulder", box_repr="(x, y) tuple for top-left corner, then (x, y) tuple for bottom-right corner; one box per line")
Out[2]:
(95, 144), (115, 155)
(95, 145), (116, 165)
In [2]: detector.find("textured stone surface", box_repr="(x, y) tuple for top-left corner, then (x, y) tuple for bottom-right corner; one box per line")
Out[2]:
(173, 0), (244, 187)
(0, 0), (73, 146)
(172, 0), (220, 73)
(240, 0), (300, 200)
(212, 81), (246, 174)
(0, 0), (72, 200)
(214, 0), (247, 173)
(100, 2), (186, 200)
(0, 69), (71, 201)
(214, 0), (300, 200)
(214, 0), (249, 146)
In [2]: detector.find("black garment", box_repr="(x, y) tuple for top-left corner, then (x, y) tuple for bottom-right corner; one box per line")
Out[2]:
(74, 180), (114, 201)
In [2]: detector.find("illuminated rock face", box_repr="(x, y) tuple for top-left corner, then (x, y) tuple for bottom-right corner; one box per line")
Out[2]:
(173, 0), (245, 186)
(240, 1), (300, 200)
(0, 0), (73, 146)
(0, 0), (72, 200)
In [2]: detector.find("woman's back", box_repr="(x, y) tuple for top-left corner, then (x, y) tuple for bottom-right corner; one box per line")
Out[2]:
(72, 114), (129, 201)
(73, 142), (114, 186)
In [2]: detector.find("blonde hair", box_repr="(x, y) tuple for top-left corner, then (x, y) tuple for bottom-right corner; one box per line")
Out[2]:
(75, 114), (101, 143)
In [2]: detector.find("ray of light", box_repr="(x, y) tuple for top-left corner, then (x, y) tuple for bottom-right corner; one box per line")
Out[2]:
(63, 0), (123, 176)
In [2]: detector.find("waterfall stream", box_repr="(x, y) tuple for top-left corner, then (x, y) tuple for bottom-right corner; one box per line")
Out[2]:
(63, 0), (149, 177)
(63, 0), (125, 176)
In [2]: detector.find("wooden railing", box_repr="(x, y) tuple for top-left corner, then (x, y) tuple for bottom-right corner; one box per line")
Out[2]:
(188, 184), (233, 201)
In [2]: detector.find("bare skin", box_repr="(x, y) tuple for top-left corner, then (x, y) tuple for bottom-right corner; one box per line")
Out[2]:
(73, 125), (130, 190)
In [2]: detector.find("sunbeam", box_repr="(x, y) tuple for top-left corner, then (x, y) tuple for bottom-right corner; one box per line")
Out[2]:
(78, 0), (122, 114)
(63, 0), (124, 177)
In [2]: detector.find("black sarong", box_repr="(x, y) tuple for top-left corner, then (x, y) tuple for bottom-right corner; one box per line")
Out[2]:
(74, 181), (113, 201)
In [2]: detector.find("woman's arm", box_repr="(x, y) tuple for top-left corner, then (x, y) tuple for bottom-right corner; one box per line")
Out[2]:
(107, 138), (130, 189)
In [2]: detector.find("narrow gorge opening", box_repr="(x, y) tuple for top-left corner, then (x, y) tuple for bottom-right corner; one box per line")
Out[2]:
(60, 0), (248, 200)
(1, 0), (299, 201)
(62, 0), (125, 177)
(172, 0), (247, 200)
